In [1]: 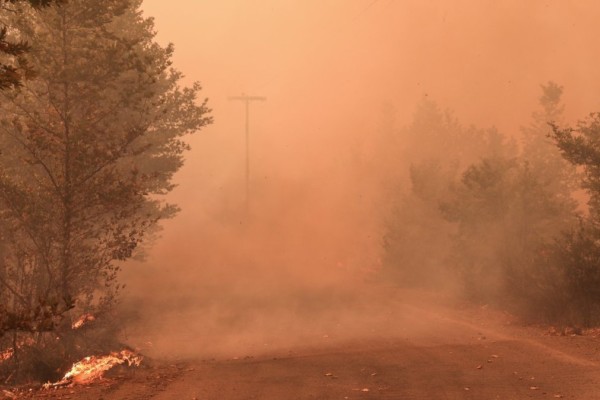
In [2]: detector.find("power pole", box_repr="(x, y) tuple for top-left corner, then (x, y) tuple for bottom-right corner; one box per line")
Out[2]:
(228, 94), (266, 212)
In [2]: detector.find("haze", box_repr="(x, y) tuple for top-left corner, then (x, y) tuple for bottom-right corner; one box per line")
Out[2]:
(120, 0), (600, 359)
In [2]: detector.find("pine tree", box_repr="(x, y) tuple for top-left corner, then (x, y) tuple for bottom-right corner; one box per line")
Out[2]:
(0, 0), (212, 340)
(382, 99), (494, 287)
(548, 110), (600, 325)
(441, 155), (572, 304)
(522, 81), (578, 211)
(0, 0), (62, 89)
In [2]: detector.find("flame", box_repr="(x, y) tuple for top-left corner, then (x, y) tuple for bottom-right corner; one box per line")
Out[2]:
(0, 337), (35, 363)
(44, 349), (143, 388)
(0, 348), (14, 362)
(71, 313), (96, 330)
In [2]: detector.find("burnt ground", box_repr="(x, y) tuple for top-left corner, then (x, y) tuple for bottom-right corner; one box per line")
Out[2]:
(4, 291), (600, 399)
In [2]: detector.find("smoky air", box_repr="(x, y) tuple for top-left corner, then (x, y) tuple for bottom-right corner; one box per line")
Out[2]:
(1, 1), (600, 398)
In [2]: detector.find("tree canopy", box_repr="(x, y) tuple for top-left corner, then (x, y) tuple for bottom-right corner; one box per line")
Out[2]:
(0, 0), (62, 90)
(0, 0), (212, 342)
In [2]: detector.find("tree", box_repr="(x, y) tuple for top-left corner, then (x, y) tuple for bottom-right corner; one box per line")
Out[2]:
(549, 112), (600, 325)
(439, 86), (578, 310)
(0, 0), (211, 352)
(430, 84), (577, 315)
(0, 0), (62, 90)
(441, 155), (573, 304)
(382, 99), (497, 287)
(551, 113), (600, 220)
(522, 82), (577, 205)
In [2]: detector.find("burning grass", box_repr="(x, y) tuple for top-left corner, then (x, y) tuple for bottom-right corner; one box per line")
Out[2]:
(71, 314), (96, 330)
(0, 337), (36, 366)
(0, 310), (140, 386)
(0, 348), (14, 362)
(43, 349), (143, 388)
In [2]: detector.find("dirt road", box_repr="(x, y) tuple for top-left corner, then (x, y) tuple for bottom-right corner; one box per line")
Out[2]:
(11, 294), (600, 399)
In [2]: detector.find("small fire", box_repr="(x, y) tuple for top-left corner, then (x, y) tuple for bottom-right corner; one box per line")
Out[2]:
(0, 348), (14, 362)
(71, 313), (96, 330)
(0, 337), (35, 363)
(44, 349), (143, 388)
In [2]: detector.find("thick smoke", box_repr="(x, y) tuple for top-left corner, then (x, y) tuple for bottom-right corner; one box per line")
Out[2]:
(119, 1), (600, 358)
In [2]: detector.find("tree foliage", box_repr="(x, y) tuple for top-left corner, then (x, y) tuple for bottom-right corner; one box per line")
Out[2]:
(439, 84), (577, 312)
(0, 0), (62, 90)
(548, 110), (600, 325)
(0, 0), (211, 346)
(383, 85), (585, 325)
(382, 99), (504, 287)
(441, 155), (575, 305)
(552, 112), (600, 220)
(522, 82), (577, 199)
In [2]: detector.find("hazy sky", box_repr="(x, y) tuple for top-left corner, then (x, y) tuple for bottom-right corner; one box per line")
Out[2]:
(141, 0), (600, 129)
(126, 0), (600, 296)
(140, 0), (600, 191)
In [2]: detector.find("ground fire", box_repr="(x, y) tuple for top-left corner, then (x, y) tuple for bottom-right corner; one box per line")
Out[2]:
(71, 314), (96, 330)
(43, 350), (143, 388)
(0, 337), (36, 364)
(0, 348), (13, 362)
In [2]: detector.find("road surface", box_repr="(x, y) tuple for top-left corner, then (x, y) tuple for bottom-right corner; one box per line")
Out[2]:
(9, 291), (600, 399)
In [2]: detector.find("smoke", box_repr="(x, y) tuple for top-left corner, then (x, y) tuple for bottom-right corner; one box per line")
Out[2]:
(120, 119), (390, 358)
(118, 0), (600, 358)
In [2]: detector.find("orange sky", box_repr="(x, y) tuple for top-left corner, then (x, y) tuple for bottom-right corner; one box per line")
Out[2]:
(140, 0), (600, 189)
(142, 0), (600, 129)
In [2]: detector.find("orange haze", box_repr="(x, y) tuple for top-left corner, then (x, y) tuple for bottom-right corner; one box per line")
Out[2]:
(120, 0), (600, 358)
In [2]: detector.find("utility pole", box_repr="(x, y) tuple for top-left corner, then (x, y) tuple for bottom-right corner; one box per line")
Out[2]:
(228, 93), (266, 212)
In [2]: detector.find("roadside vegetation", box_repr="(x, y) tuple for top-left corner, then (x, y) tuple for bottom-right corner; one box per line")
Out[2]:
(1, 0), (599, 388)
(0, 0), (211, 384)
(383, 82), (600, 328)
